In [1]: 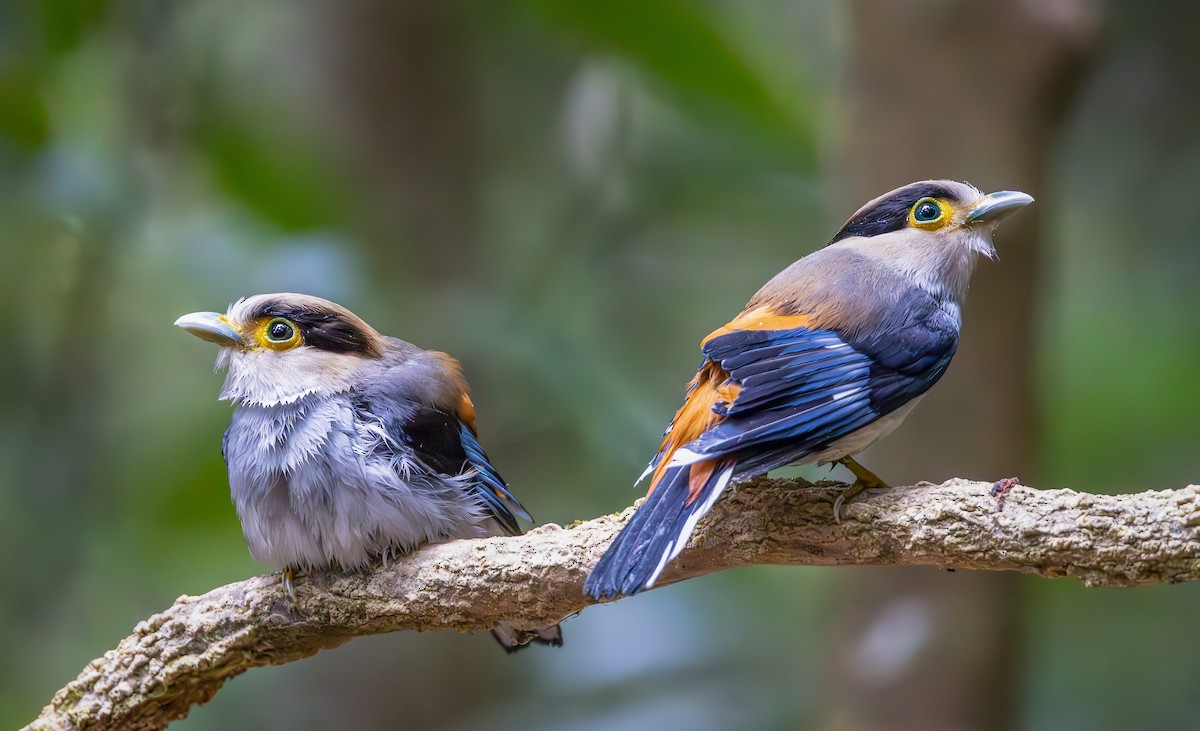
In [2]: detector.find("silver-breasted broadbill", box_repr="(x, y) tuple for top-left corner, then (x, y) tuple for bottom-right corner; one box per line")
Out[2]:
(177, 293), (563, 652)
(585, 180), (1033, 600)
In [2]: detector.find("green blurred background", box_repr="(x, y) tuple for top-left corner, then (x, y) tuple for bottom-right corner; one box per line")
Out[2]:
(4, 1), (1200, 729)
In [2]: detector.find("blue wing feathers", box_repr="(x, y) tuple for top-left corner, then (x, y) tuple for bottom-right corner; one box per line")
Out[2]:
(696, 299), (959, 465)
(458, 423), (533, 534)
(587, 293), (962, 599)
(693, 390), (874, 457)
(731, 363), (868, 414)
(730, 348), (855, 381)
(687, 327), (877, 461)
(707, 328), (842, 365)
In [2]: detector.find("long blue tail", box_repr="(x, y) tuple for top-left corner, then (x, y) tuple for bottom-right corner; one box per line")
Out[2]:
(584, 461), (734, 600)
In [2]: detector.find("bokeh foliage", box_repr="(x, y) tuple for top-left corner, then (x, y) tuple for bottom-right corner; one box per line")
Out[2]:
(3, 1), (1200, 729)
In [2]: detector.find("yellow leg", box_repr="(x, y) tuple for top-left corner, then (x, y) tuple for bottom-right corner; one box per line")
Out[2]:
(832, 455), (891, 523)
(282, 566), (297, 600)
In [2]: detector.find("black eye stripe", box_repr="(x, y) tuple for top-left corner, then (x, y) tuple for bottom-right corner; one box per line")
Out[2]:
(831, 183), (960, 242)
(249, 301), (375, 354)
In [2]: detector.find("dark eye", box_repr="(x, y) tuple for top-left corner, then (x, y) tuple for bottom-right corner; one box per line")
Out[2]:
(913, 200), (941, 222)
(266, 318), (295, 342)
(913, 199), (942, 223)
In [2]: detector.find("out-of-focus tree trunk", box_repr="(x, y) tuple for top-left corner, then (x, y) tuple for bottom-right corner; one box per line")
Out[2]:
(319, 0), (480, 288)
(828, 2), (1100, 729)
(304, 3), (491, 730)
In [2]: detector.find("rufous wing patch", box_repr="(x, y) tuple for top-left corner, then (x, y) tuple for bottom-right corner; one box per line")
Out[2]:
(457, 393), (478, 434)
(426, 351), (477, 433)
(649, 305), (810, 498)
(686, 459), (717, 505)
(648, 360), (741, 496)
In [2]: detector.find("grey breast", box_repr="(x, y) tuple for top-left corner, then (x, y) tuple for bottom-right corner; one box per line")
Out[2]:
(222, 390), (490, 571)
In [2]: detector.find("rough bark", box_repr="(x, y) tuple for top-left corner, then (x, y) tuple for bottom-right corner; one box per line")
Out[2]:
(27, 477), (1200, 731)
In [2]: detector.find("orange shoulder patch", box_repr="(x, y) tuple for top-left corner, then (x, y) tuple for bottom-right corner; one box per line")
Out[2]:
(701, 306), (812, 346)
(457, 393), (478, 434)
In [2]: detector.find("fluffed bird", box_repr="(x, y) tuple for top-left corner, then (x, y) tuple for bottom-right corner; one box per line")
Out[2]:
(585, 180), (1033, 600)
(176, 293), (563, 652)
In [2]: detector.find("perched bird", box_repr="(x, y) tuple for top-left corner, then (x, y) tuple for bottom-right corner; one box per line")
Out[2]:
(585, 180), (1033, 600)
(176, 293), (562, 652)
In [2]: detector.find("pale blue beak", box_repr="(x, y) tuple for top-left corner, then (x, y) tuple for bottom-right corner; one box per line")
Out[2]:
(966, 190), (1034, 224)
(175, 311), (243, 347)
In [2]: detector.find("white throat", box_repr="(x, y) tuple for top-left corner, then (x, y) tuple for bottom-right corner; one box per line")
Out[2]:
(215, 347), (359, 406)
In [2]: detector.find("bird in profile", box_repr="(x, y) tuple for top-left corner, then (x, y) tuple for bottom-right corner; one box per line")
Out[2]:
(176, 293), (562, 652)
(585, 180), (1033, 600)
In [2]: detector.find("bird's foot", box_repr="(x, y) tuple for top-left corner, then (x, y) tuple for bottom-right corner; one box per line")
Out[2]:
(833, 456), (891, 524)
(281, 566), (297, 601)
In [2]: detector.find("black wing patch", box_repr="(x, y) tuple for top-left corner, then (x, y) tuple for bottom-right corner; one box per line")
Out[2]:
(398, 404), (471, 477)
(353, 395), (532, 536)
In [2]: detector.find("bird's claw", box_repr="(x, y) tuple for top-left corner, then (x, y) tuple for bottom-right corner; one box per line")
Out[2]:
(832, 480), (867, 524)
(833, 456), (890, 523)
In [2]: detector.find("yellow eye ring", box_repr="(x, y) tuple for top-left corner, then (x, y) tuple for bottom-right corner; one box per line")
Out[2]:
(256, 317), (302, 350)
(909, 197), (949, 230)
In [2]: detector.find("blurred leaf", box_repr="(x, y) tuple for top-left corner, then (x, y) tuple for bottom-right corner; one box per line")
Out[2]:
(531, 0), (814, 167)
(0, 71), (49, 151)
(35, 0), (111, 54)
(196, 115), (355, 232)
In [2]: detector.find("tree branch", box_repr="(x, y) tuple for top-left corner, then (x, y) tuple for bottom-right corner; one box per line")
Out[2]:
(27, 478), (1200, 730)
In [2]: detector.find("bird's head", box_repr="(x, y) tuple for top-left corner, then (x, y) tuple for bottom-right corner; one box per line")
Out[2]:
(830, 179), (1033, 302)
(176, 293), (387, 406)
